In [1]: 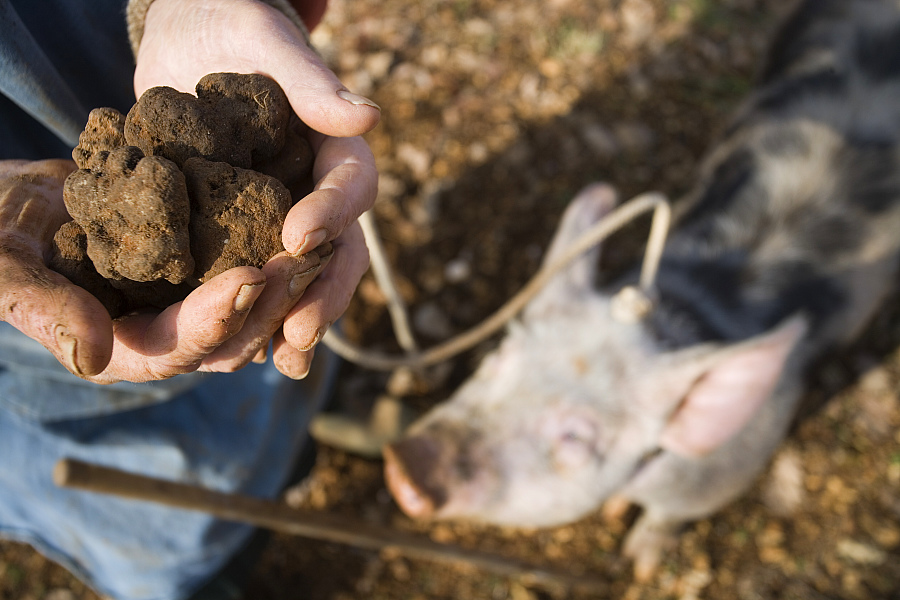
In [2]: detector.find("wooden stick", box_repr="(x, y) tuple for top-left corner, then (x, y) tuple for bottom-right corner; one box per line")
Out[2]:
(54, 458), (608, 593)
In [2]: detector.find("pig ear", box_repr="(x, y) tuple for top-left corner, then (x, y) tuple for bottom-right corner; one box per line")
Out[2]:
(658, 316), (808, 458)
(525, 184), (618, 318)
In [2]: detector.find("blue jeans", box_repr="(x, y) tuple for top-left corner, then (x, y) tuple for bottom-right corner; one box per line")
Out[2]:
(0, 323), (338, 600)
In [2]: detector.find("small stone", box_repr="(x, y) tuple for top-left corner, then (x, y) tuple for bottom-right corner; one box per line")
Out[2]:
(580, 123), (619, 158)
(873, 525), (900, 549)
(552, 526), (575, 543)
(763, 447), (805, 516)
(756, 522), (784, 548)
(841, 570), (863, 596)
(429, 524), (455, 544)
(364, 50), (395, 80)
(469, 142), (489, 164)
(509, 582), (538, 600)
(413, 302), (454, 339)
(444, 257), (472, 284)
(758, 546), (787, 564)
(388, 558), (411, 582)
(677, 566), (712, 600)
(397, 143), (432, 180)
(836, 539), (887, 566)
(613, 121), (656, 154)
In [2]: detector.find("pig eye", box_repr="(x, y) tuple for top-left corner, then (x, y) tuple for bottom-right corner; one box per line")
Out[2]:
(550, 416), (600, 470)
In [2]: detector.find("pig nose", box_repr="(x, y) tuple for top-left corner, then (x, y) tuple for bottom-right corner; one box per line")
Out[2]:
(383, 436), (448, 519)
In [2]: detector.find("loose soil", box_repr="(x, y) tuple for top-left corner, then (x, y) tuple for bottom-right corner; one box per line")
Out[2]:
(3, 1), (899, 599)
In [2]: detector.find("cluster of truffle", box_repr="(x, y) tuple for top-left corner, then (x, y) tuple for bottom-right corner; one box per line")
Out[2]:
(51, 72), (315, 317)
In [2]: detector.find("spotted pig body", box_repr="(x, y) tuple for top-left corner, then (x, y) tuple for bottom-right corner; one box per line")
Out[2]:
(383, 0), (900, 577)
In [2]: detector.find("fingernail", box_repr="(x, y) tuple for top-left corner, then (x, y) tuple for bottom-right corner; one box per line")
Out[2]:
(54, 325), (82, 376)
(234, 283), (265, 312)
(297, 228), (328, 255)
(337, 89), (381, 110)
(290, 362), (312, 380)
(252, 346), (268, 364)
(275, 354), (312, 380)
(315, 242), (335, 263)
(289, 264), (320, 297)
(298, 321), (331, 352)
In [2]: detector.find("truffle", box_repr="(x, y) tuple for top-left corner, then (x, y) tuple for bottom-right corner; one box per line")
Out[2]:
(52, 72), (317, 317)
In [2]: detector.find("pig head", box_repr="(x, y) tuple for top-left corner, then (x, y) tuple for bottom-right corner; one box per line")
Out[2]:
(384, 184), (807, 531)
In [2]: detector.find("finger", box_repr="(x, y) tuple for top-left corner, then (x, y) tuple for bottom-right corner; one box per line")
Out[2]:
(199, 247), (331, 371)
(0, 160), (30, 174)
(138, 1), (380, 137)
(252, 345), (268, 364)
(271, 326), (314, 379)
(283, 220), (369, 353)
(92, 267), (266, 383)
(0, 238), (113, 376)
(283, 135), (378, 254)
(0, 158), (73, 179)
(259, 11), (381, 137)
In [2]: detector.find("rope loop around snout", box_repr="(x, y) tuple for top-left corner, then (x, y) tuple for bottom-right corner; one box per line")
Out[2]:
(321, 191), (672, 371)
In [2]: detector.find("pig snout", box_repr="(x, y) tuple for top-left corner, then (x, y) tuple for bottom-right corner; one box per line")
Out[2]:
(383, 436), (450, 519)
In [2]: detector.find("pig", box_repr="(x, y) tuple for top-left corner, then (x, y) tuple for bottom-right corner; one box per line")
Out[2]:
(382, 0), (900, 579)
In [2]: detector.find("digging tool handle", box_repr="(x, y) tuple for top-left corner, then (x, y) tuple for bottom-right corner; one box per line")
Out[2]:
(54, 458), (608, 593)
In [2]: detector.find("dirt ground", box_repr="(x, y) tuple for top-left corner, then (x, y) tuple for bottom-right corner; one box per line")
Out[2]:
(3, 0), (900, 599)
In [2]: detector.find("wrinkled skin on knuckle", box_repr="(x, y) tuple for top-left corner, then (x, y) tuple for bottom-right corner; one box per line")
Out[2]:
(142, 360), (190, 382)
(178, 320), (236, 358)
(0, 241), (59, 321)
(202, 350), (255, 374)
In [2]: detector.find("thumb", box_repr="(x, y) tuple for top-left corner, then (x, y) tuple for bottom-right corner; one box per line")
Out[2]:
(136, 0), (381, 138)
(0, 240), (113, 377)
(263, 15), (381, 137)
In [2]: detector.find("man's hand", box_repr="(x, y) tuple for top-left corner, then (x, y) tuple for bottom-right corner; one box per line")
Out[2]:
(0, 160), (288, 383)
(135, 0), (380, 378)
(0, 160), (112, 376)
(135, 0), (381, 137)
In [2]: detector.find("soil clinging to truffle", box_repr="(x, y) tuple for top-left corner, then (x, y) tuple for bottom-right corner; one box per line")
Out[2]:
(53, 72), (315, 317)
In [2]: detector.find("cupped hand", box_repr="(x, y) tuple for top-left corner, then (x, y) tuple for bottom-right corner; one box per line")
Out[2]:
(0, 160), (281, 383)
(135, 0), (381, 137)
(134, 0), (380, 378)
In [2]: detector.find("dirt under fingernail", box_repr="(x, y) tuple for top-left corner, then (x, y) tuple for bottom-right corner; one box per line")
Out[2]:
(54, 324), (81, 376)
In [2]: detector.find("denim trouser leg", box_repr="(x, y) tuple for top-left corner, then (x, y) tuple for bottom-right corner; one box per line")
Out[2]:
(0, 325), (339, 600)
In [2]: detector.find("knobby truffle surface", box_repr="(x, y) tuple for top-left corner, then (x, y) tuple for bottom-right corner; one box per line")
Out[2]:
(52, 72), (316, 317)
(63, 146), (194, 284)
(183, 157), (293, 282)
(124, 72), (292, 168)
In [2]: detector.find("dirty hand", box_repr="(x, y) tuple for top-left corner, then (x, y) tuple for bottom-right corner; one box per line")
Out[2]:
(135, 0), (380, 378)
(0, 160), (282, 383)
